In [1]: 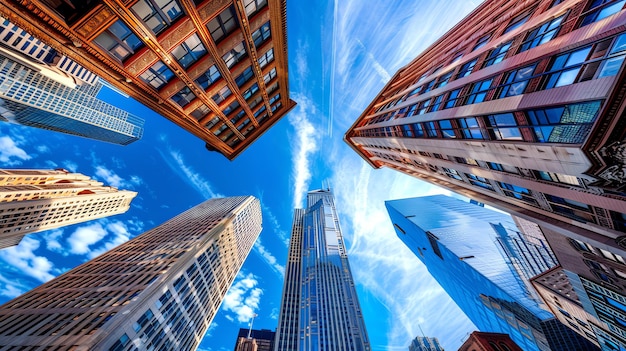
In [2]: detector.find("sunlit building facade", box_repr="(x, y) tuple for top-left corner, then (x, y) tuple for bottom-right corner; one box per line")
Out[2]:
(386, 195), (599, 351)
(409, 336), (444, 351)
(0, 196), (262, 350)
(274, 189), (370, 351)
(0, 168), (136, 249)
(0, 0), (296, 159)
(345, 0), (626, 253)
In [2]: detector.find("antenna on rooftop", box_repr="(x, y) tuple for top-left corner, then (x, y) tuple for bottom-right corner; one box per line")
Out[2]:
(418, 323), (425, 337)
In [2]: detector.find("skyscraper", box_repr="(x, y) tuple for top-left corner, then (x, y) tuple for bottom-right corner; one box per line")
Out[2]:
(274, 189), (370, 351)
(386, 195), (599, 351)
(233, 328), (275, 351)
(409, 336), (445, 351)
(458, 332), (523, 351)
(0, 196), (261, 350)
(0, 168), (136, 249)
(344, 0), (626, 254)
(0, 0), (296, 159)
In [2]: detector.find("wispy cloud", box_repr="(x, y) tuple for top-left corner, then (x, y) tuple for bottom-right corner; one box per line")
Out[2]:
(65, 219), (142, 259)
(62, 160), (78, 172)
(94, 165), (141, 189)
(253, 237), (284, 277)
(0, 135), (31, 165)
(261, 202), (289, 246)
(289, 94), (320, 208)
(0, 237), (55, 282)
(222, 272), (263, 323)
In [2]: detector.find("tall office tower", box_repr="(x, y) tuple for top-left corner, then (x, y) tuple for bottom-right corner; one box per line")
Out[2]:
(536, 224), (626, 349)
(458, 332), (523, 351)
(0, 168), (136, 249)
(345, 0), (626, 253)
(274, 189), (370, 351)
(531, 266), (607, 348)
(0, 0), (296, 159)
(0, 44), (144, 145)
(409, 336), (445, 351)
(0, 196), (261, 350)
(233, 328), (275, 351)
(386, 195), (600, 351)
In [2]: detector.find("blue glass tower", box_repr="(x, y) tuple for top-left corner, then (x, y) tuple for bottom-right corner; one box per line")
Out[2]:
(386, 195), (599, 351)
(409, 336), (444, 351)
(275, 189), (370, 351)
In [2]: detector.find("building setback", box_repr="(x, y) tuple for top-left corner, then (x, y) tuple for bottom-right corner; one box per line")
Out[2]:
(0, 0), (295, 159)
(274, 189), (370, 351)
(386, 195), (599, 351)
(344, 0), (626, 253)
(0, 196), (262, 350)
(0, 168), (136, 249)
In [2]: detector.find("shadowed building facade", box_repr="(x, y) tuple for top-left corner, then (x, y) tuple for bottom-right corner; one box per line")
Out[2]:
(0, 196), (261, 350)
(233, 328), (275, 351)
(386, 195), (600, 351)
(458, 332), (523, 351)
(0, 168), (136, 249)
(409, 336), (445, 351)
(345, 0), (626, 254)
(274, 189), (370, 351)
(0, 0), (295, 159)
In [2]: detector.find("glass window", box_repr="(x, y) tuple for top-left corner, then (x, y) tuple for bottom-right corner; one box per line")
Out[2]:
(458, 117), (486, 139)
(519, 15), (565, 53)
(465, 78), (493, 105)
(263, 67), (277, 84)
(207, 5), (238, 43)
(439, 120), (455, 138)
(424, 121), (437, 137)
(434, 71), (454, 89)
(222, 41), (247, 69)
(93, 20), (143, 61)
(546, 194), (594, 222)
(430, 94), (444, 112)
(244, 0), (268, 17)
(140, 60), (174, 89)
(498, 182), (537, 204)
(456, 58), (478, 79)
(195, 65), (221, 90)
(252, 22), (271, 48)
(544, 46), (592, 89)
(131, 0), (183, 35)
(498, 63), (536, 98)
(473, 33), (491, 51)
(171, 86), (195, 107)
(223, 100), (240, 116)
(580, 0), (626, 27)
(212, 85), (232, 104)
(486, 113), (522, 140)
(172, 34), (206, 69)
(235, 66), (254, 87)
(191, 104), (210, 120)
(484, 40), (513, 68)
(444, 88), (462, 109)
(526, 100), (600, 143)
(422, 79), (436, 93)
(504, 11), (532, 34)
(243, 83), (259, 100)
(598, 33), (626, 77)
(466, 173), (495, 191)
(258, 48), (274, 68)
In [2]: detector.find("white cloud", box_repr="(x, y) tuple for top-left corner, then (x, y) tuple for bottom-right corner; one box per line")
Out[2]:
(221, 272), (263, 323)
(270, 307), (279, 320)
(67, 222), (108, 255)
(289, 95), (320, 208)
(44, 228), (65, 254)
(0, 237), (55, 282)
(0, 135), (30, 165)
(35, 145), (50, 153)
(94, 166), (125, 188)
(261, 203), (289, 246)
(0, 273), (31, 299)
(0, 283), (23, 298)
(65, 220), (140, 259)
(62, 160), (78, 172)
(253, 237), (284, 277)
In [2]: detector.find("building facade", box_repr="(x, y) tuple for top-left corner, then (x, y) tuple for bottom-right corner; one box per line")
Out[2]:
(274, 189), (370, 351)
(0, 0), (296, 159)
(386, 195), (599, 351)
(409, 336), (445, 351)
(233, 328), (275, 351)
(458, 332), (523, 351)
(345, 0), (626, 253)
(0, 168), (136, 249)
(0, 196), (262, 350)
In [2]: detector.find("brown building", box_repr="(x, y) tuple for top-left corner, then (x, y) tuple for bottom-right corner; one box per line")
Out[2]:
(233, 328), (275, 351)
(0, 0), (296, 159)
(458, 332), (523, 351)
(345, 0), (626, 251)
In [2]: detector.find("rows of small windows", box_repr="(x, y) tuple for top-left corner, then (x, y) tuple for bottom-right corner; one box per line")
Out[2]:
(569, 238), (626, 293)
(372, 0), (626, 115)
(582, 277), (626, 334)
(367, 32), (625, 126)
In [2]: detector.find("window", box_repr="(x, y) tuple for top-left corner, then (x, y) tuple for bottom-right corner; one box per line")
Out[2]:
(439, 120), (455, 138)
(244, 0), (268, 17)
(264, 67), (277, 84)
(207, 5), (238, 43)
(466, 173), (494, 191)
(483, 40), (513, 68)
(258, 48), (274, 68)
(430, 94), (444, 112)
(424, 121), (437, 138)
(498, 182), (537, 204)
(223, 100), (240, 116)
(434, 71), (453, 89)
(451, 52), (463, 63)
(93, 20), (143, 61)
(498, 63), (536, 98)
(212, 85), (232, 104)
(526, 101), (601, 143)
(140, 61), (174, 89)
(465, 78), (492, 105)
(443, 167), (463, 180)
(456, 58), (478, 79)
(172, 34), (206, 69)
(580, 0), (626, 27)
(544, 46), (592, 89)
(171, 86), (195, 107)
(503, 11), (532, 34)
(535, 171), (579, 185)
(519, 15), (565, 53)
(546, 194), (594, 222)
(195, 65), (221, 89)
(131, 0), (183, 35)
(222, 41), (247, 69)
(252, 22), (271, 47)
(458, 117), (486, 139)
(486, 113), (522, 140)
(190, 104), (210, 120)
(109, 334), (130, 351)
(473, 33), (491, 51)
(243, 83), (259, 100)
(269, 93), (280, 105)
(444, 88), (462, 109)
(421, 79), (436, 94)
(597, 33), (626, 78)
(235, 66), (254, 87)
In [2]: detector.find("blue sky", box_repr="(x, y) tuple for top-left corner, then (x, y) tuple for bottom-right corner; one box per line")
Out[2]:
(0, 0), (484, 350)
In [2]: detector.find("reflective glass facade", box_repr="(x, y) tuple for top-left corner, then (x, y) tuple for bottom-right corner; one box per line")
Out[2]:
(386, 195), (598, 351)
(275, 190), (370, 351)
(409, 336), (444, 351)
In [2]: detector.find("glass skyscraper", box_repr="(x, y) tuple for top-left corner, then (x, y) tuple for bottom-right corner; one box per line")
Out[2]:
(386, 195), (599, 351)
(409, 336), (444, 351)
(274, 189), (370, 351)
(0, 196), (261, 350)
